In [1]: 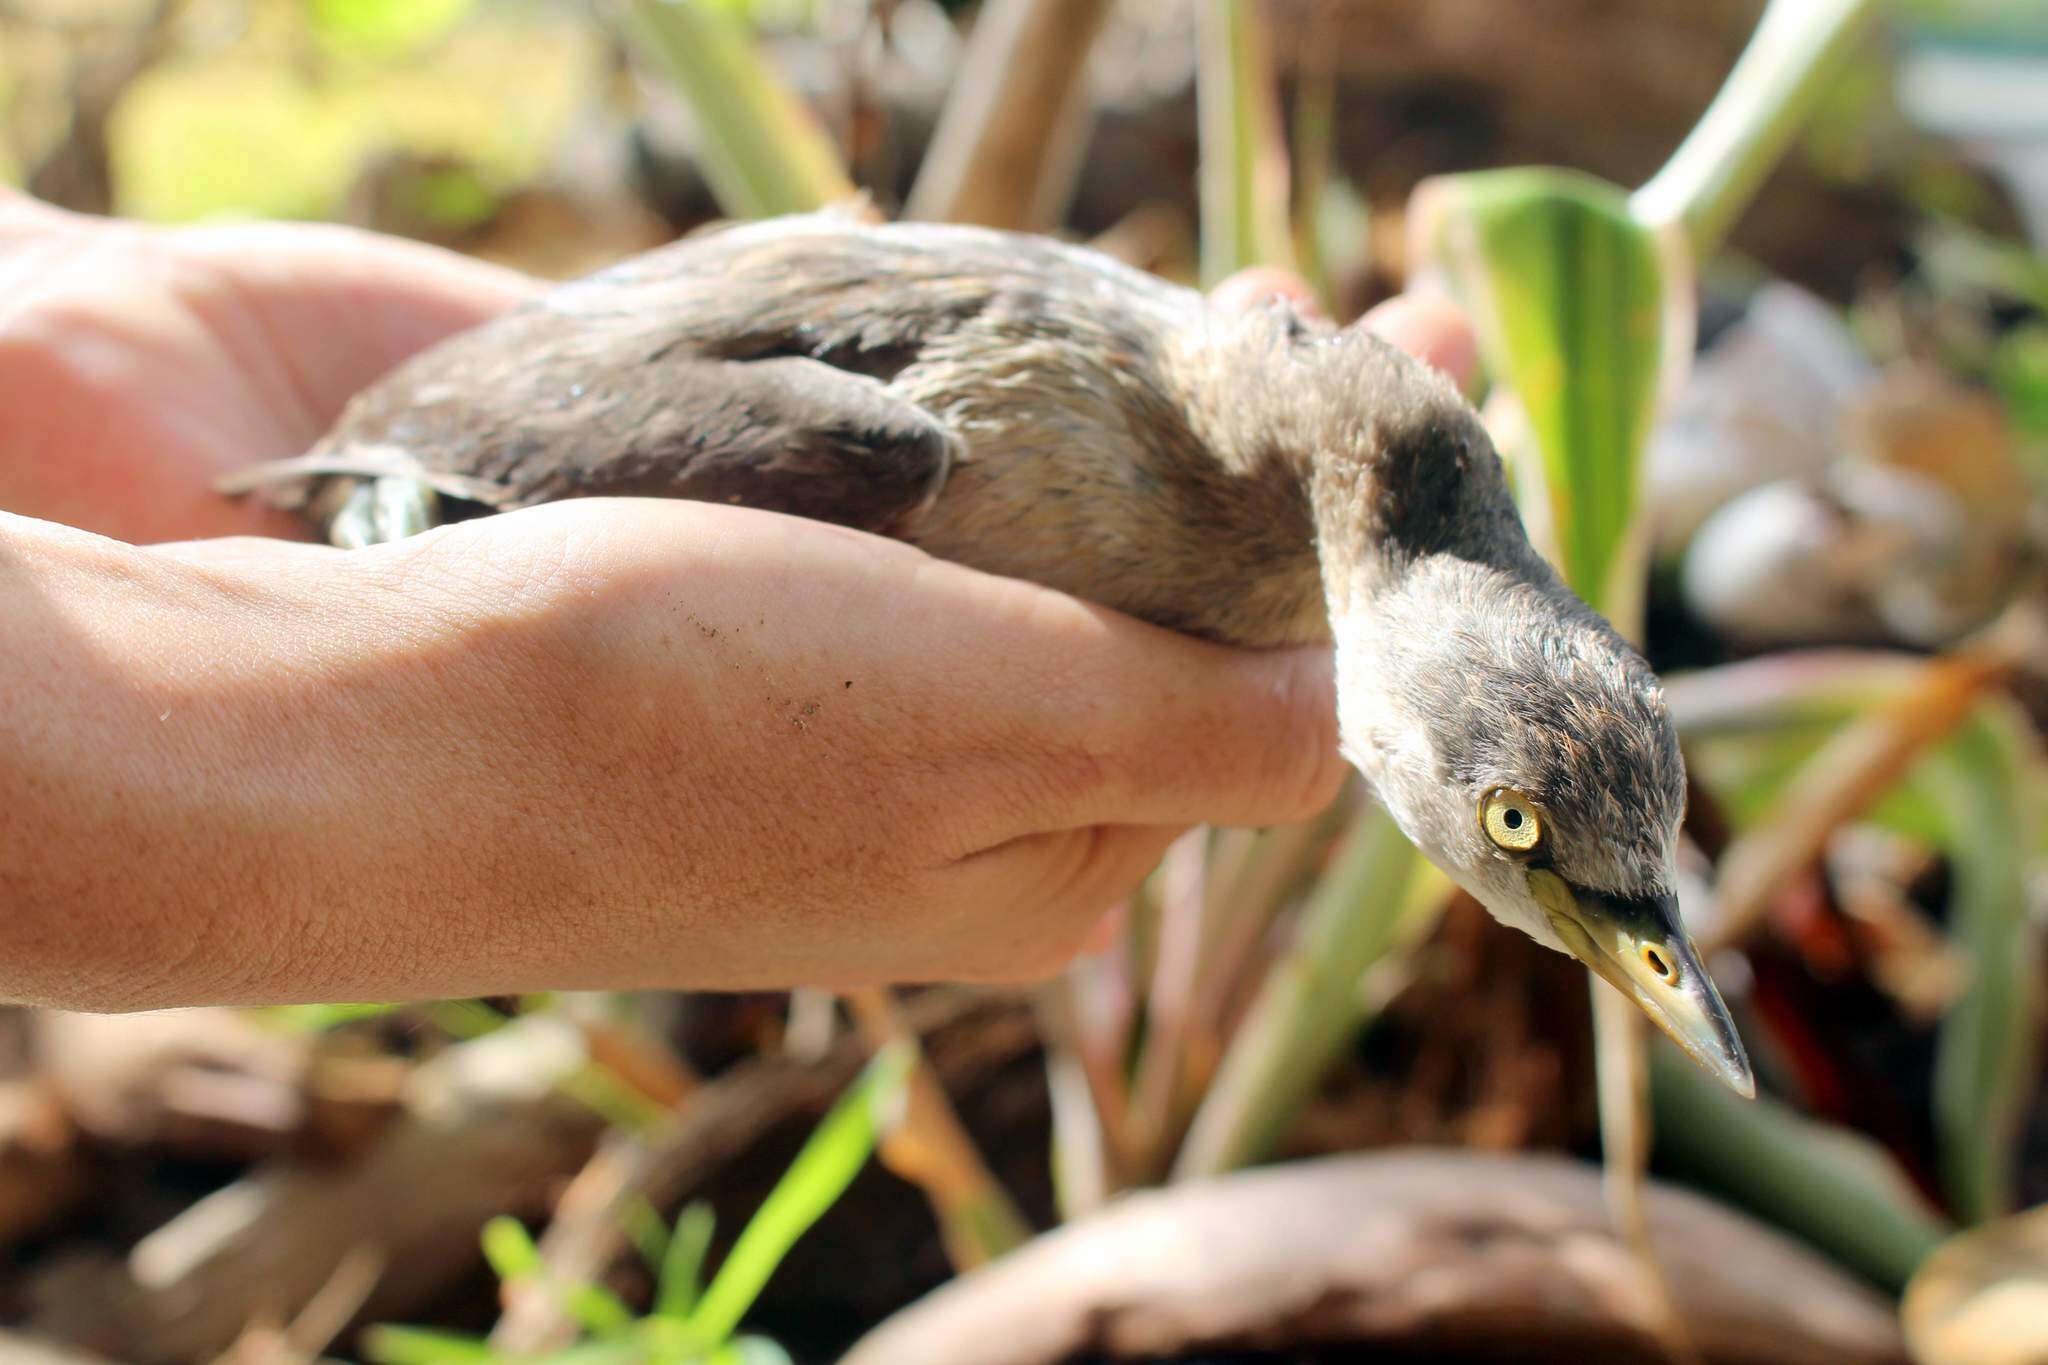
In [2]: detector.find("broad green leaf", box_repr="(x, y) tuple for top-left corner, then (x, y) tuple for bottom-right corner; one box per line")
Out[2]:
(361, 1325), (500, 1365)
(1411, 167), (1676, 617)
(687, 1043), (913, 1343)
(624, 0), (853, 219)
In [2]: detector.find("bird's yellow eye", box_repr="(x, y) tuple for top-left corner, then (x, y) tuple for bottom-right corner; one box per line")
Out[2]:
(1480, 788), (1544, 855)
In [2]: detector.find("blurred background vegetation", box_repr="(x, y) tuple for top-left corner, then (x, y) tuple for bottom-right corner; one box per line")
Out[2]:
(5, 1), (2048, 1362)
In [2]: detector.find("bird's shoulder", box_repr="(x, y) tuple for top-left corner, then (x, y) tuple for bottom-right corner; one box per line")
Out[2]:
(536, 213), (1202, 372)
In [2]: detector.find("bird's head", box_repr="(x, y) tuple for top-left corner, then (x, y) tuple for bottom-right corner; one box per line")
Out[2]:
(1216, 316), (1755, 1096)
(1334, 551), (1753, 1097)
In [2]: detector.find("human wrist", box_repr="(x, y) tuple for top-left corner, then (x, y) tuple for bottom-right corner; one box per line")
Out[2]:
(0, 514), (268, 1007)
(0, 515), (509, 1008)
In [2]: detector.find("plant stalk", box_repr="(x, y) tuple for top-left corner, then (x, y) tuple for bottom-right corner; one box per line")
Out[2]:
(1195, 0), (1293, 286)
(845, 988), (1030, 1268)
(623, 0), (853, 220)
(904, 0), (1116, 229)
(1630, 0), (1881, 259)
(1172, 805), (1432, 1181)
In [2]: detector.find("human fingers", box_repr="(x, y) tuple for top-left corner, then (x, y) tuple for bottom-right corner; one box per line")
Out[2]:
(168, 219), (541, 432)
(822, 515), (1347, 837)
(1208, 266), (1328, 322)
(1359, 291), (1478, 390)
(929, 823), (1185, 982)
(905, 572), (1344, 836)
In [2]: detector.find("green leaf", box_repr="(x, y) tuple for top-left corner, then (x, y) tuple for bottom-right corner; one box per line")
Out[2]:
(1669, 654), (2045, 1226)
(1173, 803), (1437, 1179)
(361, 1325), (500, 1365)
(562, 1281), (638, 1340)
(480, 1215), (542, 1284)
(656, 1202), (717, 1320)
(1921, 702), (2043, 1223)
(1991, 324), (2048, 477)
(252, 1001), (405, 1032)
(1411, 167), (1675, 616)
(1195, 0), (1293, 285)
(1650, 1042), (1949, 1289)
(306, 0), (480, 61)
(635, 1315), (715, 1365)
(623, 0), (853, 219)
(687, 1044), (913, 1343)
(1630, 0), (1879, 259)
(623, 1196), (675, 1279)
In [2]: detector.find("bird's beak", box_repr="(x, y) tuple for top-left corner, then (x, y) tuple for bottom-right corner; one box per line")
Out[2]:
(1528, 868), (1755, 1098)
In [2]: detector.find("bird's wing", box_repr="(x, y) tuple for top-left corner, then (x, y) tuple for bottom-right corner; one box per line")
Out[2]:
(223, 211), (1197, 534)
(224, 254), (962, 535)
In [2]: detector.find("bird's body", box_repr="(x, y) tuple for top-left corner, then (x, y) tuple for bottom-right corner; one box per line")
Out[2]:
(226, 213), (1753, 1094)
(234, 215), (1452, 647)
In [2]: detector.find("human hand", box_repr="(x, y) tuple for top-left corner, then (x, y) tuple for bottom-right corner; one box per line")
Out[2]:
(0, 189), (536, 543)
(3, 499), (1349, 1007)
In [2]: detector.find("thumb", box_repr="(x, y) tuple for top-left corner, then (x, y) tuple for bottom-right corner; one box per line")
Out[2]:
(1068, 636), (1347, 830)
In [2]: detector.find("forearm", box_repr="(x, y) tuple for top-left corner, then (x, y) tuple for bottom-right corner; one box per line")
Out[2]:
(0, 513), (578, 1010)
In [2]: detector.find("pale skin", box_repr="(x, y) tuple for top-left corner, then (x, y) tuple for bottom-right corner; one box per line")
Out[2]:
(0, 191), (1474, 1012)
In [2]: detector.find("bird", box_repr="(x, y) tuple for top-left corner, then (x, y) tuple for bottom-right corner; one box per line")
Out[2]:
(222, 211), (1754, 1096)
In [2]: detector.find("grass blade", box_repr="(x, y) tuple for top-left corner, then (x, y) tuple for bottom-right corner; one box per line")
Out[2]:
(1195, 0), (1293, 286)
(481, 1215), (543, 1284)
(361, 1325), (500, 1365)
(687, 1042), (913, 1344)
(844, 989), (1030, 1268)
(655, 1201), (716, 1321)
(1172, 804), (1435, 1180)
(1921, 700), (2042, 1223)
(621, 0), (853, 219)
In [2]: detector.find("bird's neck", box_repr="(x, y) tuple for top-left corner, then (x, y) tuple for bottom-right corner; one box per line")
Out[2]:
(1169, 310), (1546, 648)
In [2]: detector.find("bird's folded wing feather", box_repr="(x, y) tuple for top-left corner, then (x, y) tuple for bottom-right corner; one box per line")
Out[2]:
(221, 270), (961, 537)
